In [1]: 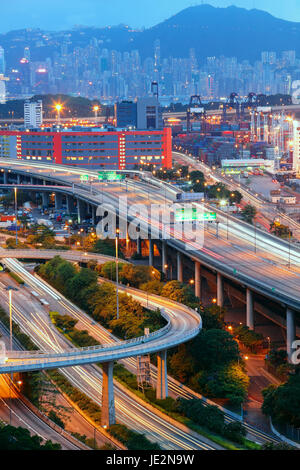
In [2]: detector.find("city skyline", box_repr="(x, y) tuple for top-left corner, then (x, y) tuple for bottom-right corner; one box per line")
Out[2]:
(0, 1), (299, 32)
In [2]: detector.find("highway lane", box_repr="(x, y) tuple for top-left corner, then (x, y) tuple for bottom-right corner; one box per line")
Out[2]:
(2, 258), (279, 446)
(0, 325), (83, 450)
(173, 151), (300, 237)
(0, 259), (217, 450)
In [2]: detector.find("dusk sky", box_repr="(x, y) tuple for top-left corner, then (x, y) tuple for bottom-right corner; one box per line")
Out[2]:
(0, 1), (298, 32)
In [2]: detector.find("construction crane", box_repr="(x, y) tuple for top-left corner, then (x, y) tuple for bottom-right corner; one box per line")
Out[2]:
(241, 92), (257, 119)
(186, 95), (206, 133)
(222, 92), (240, 123)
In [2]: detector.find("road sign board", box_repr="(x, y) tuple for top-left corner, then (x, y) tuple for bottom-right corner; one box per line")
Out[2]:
(175, 208), (216, 222)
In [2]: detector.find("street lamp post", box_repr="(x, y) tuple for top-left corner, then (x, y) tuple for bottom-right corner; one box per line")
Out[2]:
(55, 104), (62, 125)
(93, 105), (100, 123)
(288, 230), (292, 268)
(14, 187), (18, 246)
(5, 286), (18, 426)
(216, 220), (220, 239)
(226, 213), (229, 240)
(116, 229), (120, 320)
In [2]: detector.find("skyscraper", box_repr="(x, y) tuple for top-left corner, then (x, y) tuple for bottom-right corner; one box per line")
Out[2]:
(24, 100), (43, 128)
(0, 47), (5, 75)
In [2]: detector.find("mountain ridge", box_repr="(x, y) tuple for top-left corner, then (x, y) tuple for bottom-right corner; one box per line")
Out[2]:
(1, 4), (300, 64)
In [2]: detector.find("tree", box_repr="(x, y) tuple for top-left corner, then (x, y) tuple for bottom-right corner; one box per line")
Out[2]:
(201, 305), (226, 330)
(48, 410), (65, 429)
(189, 170), (205, 183)
(241, 204), (257, 224)
(270, 222), (292, 239)
(0, 424), (61, 450)
(223, 421), (246, 443)
(139, 280), (164, 295)
(262, 374), (300, 428)
(234, 325), (264, 352)
(189, 329), (240, 371)
(93, 238), (124, 258)
(161, 281), (199, 308)
(120, 264), (160, 288)
(266, 349), (287, 368)
(229, 190), (243, 204)
(50, 312), (78, 332)
(27, 224), (56, 247)
(169, 344), (197, 383)
(99, 261), (126, 282)
(65, 267), (98, 304)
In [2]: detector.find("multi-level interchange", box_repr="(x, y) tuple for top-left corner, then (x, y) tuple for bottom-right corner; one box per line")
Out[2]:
(0, 159), (298, 435)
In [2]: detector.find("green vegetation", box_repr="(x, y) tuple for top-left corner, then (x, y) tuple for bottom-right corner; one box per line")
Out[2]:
(177, 399), (246, 444)
(234, 325), (264, 353)
(37, 256), (166, 339)
(50, 312), (100, 347)
(270, 222), (293, 239)
(109, 424), (161, 450)
(241, 204), (257, 224)
(93, 238), (125, 258)
(264, 349), (290, 381)
(168, 329), (249, 406)
(0, 303), (158, 450)
(206, 183), (242, 205)
(0, 306), (38, 351)
(113, 364), (250, 449)
(47, 370), (160, 449)
(47, 370), (102, 426)
(262, 371), (300, 429)
(27, 224), (56, 248)
(48, 410), (65, 429)
(5, 237), (29, 249)
(71, 432), (116, 450)
(261, 442), (296, 450)
(0, 423), (61, 450)
(7, 270), (25, 285)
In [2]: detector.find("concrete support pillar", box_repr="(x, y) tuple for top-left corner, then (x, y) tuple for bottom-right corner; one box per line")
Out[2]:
(286, 308), (296, 363)
(66, 195), (74, 214)
(17, 174), (21, 184)
(177, 252), (183, 282)
(3, 172), (7, 184)
(162, 241), (167, 276)
(195, 261), (201, 299)
(246, 288), (254, 330)
(43, 179), (46, 186)
(30, 176), (34, 185)
(91, 205), (96, 226)
(217, 272), (223, 307)
(42, 192), (49, 207)
(77, 199), (86, 224)
(156, 350), (168, 400)
(55, 192), (63, 210)
(137, 237), (142, 255)
(101, 361), (116, 427)
(149, 239), (154, 267)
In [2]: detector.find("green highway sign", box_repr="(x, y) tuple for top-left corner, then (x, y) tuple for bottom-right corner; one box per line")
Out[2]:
(80, 174), (89, 182)
(98, 171), (125, 181)
(175, 208), (216, 222)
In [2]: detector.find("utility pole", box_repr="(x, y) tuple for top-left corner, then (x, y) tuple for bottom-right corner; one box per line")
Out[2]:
(116, 229), (120, 320)
(14, 187), (18, 246)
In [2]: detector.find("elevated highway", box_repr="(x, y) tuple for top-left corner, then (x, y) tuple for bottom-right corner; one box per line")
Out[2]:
(0, 256), (279, 446)
(0, 158), (299, 361)
(0, 259), (213, 449)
